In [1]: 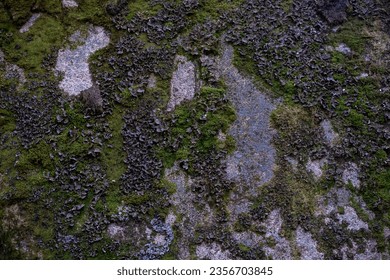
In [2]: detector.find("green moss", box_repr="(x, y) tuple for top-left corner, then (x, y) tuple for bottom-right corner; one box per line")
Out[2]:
(1, 14), (66, 71)
(101, 107), (126, 182)
(159, 86), (236, 168)
(328, 19), (368, 54)
(280, 0), (293, 13)
(127, 0), (162, 20)
(0, 109), (16, 134)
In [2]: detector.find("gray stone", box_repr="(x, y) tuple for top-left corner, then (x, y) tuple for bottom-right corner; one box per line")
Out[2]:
(321, 119), (339, 146)
(306, 158), (327, 179)
(296, 227), (324, 260)
(207, 44), (276, 189)
(196, 242), (231, 260)
(19, 13), (41, 33)
(167, 55), (196, 111)
(263, 209), (292, 259)
(335, 43), (351, 55)
(56, 26), (110, 96)
(342, 162), (360, 189)
(62, 0), (78, 8)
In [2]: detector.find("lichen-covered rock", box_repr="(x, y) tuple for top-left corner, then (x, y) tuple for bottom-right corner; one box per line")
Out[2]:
(167, 55), (196, 111)
(56, 26), (110, 96)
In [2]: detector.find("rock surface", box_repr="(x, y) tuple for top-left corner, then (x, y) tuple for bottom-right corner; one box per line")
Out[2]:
(56, 26), (110, 96)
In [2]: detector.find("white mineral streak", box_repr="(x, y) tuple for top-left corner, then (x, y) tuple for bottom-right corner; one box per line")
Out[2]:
(19, 13), (41, 33)
(56, 26), (109, 96)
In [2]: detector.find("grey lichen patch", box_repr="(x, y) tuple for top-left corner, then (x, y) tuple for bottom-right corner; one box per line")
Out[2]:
(263, 209), (292, 259)
(306, 158), (327, 179)
(167, 55), (196, 112)
(107, 224), (126, 241)
(56, 26), (110, 96)
(340, 239), (382, 260)
(208, 44), (276, 188)
(296, 227), (324, 260)
(316, 187), (371, 231)
(19, 13), (41, 33)
(335, 43), (351, 55)
(321, 119), (339, 146)
(342, 162), (360, 189)
(196, 242), (231, 260)
(62, 0), (78, 8)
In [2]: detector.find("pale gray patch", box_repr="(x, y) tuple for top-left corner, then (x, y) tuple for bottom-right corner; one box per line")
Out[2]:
(342, 162), (360, 189)
(341, 240), (382, 260)
(316, 187), (371, 232)
(321, 119), (338, 146)
(357, 72), (369, 79)
(147, 74), (157, 89)
(196, 243), (231, 260)
(19, 13), (41, 33)
(384, 227), (390, 239)
(296, 227), (324, 260)
(263, 209), (292, 259)
(306, 158), (327, 179)
(232, 231), (263, 248)
(56, 26), (110, 96)
(107, 224), (126, 240)
(167, 55), (196, 111)
(62, 0), (78, 8)
(206, 44), (276, 188)
(337, 206), (369, 231)
(335, 43), (351, 55)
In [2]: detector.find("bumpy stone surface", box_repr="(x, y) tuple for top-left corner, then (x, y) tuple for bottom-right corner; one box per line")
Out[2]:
(321, 120), (339, 146)
(167, 55), (196, 111)
(296, 227), (324, 260)
(62, 0), (78, 8)
(342, 162), (361, 189)
(209, 44), (276, 188)
(56, 26), (110, 96)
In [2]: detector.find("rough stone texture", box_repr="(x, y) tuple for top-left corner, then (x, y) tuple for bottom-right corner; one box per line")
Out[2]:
(209, 44), (276, 189)
(196, 242), (231, 260)
(107, 224), (126, 240)
(167, 55), (196, 111)
(321, 119), (339, 146)
(62, 0), (78, 8)
(342, 162), (361, 188)
(19, 13), (41, 33)
(56, 26), (110, 96)
(296, 227), (324, 260)
(263, 209), (292, 259)
(316, 187), (371, 231)
(306, 158), (327, 179)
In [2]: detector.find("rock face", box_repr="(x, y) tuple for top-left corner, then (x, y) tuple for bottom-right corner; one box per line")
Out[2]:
(56, 26), (110, 96)
(167, 55), (196, 111)
(208, 44), (276, 188)
(62, 0), (78, 8)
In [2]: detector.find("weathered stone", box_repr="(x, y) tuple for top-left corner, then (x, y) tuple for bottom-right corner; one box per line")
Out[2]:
(167, 55), (196, 111)
(342, 162), (360, 189)
(296, 227), (324, 260)
(56, 26), (110, 96)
